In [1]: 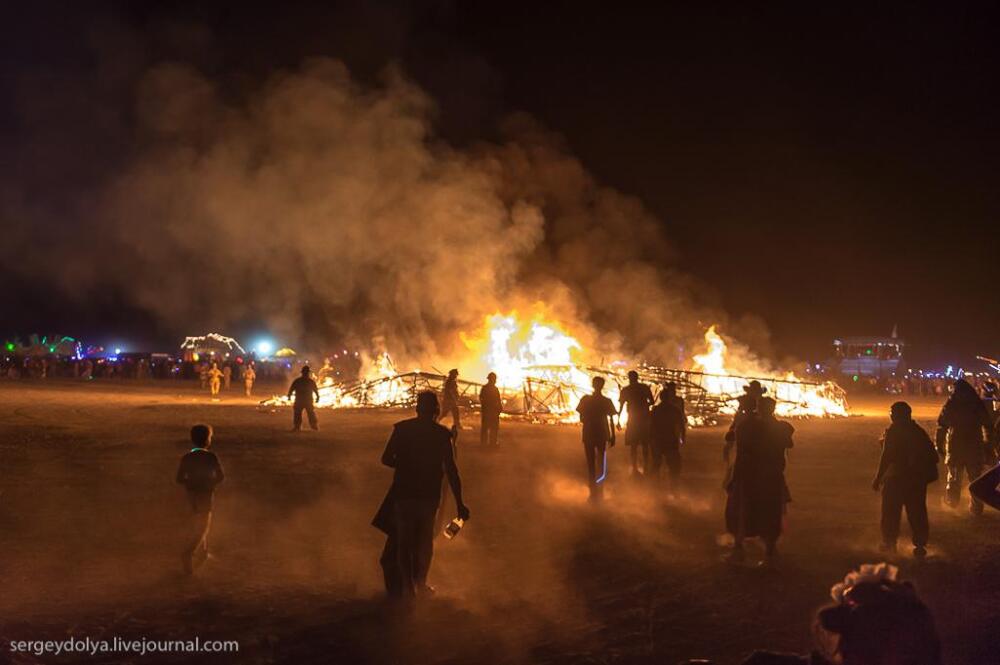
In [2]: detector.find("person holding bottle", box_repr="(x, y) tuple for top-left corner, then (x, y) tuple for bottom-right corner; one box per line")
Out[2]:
(373, 391), (470, 600)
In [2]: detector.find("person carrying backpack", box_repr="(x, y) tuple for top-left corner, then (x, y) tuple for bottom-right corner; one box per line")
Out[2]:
(873, 402), (939, 557)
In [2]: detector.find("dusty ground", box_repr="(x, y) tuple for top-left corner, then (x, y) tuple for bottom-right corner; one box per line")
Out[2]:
(0, 381), (998, 664)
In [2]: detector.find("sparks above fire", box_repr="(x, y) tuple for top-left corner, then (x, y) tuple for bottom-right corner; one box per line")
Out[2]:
(262, 316), (848, 424)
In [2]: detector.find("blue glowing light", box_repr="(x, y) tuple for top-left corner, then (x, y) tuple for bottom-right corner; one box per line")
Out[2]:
(596, 447), (609, 484)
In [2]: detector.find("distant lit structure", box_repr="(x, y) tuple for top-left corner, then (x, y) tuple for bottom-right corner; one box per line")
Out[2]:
(4, 334), (83, 358)
(833, 335), (906, 382)
(180, 333), (246, 362)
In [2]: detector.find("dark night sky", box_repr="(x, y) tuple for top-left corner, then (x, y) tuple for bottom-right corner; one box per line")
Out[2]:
(2, 2), (999, 362)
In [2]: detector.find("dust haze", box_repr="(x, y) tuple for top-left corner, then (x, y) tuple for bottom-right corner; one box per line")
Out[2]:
(4, 384), (998, 664)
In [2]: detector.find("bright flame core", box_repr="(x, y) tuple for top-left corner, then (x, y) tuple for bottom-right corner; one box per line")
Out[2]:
(460, 312), (583, 388)
(692, 325), (730, 396)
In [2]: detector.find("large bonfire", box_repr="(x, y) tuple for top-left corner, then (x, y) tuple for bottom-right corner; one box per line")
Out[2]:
(263, 310), (848, 424)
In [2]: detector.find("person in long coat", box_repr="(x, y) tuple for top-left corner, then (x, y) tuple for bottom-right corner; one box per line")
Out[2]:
(725, 396), (793, 565)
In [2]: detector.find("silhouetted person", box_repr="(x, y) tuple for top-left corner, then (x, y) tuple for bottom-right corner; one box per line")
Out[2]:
(872, 401), (938, 557)
(176, 424), (224, 575)
(935, 378), (996, 514)
(287, 366), (320, 431)
(723, 380), (766, 491)
(439, 369), (460, 429)
(726, 397), (793, 565)
(734, 563), (941, 665)
(208, 362), (223, 396)
(373, 391), (470, 600)
(618, 370), (654, 477)
(222, 364), (232, 390)
(577, 376), (617, 501)
(724, 380), (766, 458)
(243, 364), (256, 397)
(650, 382), (686, 489)
(479, 372), (502, 447)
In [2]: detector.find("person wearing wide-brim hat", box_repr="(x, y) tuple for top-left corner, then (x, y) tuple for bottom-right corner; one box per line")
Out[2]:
(735, 381), (768, 420)
(727, 381), (767, 443)
(725, 381), (768, 469)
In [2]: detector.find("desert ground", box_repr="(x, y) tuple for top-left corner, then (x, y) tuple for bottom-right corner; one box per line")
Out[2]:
(0, 381), (998, 664)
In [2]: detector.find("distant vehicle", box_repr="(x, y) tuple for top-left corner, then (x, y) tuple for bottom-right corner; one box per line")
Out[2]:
(832, 335), (906, 381)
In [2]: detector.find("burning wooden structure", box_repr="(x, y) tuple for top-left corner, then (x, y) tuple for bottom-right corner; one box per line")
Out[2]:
(262, 363), (848, 426)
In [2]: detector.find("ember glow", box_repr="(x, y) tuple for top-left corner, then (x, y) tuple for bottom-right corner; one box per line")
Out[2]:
(264, 314), (847, 422)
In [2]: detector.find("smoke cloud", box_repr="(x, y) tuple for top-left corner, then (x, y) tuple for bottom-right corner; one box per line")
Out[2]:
(4, 51), (749, 366)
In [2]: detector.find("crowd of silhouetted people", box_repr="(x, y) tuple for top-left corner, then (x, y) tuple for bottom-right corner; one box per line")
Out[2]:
(471, 371), (995, 665)
(11, 352), (1000, 665)
(846, 372), (999, 402)
(0, 355), (292, 387)
(84, 360), (1000, 599)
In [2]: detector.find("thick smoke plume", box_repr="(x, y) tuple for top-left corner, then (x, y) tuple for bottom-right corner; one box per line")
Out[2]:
(6, 56), (739, 366)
